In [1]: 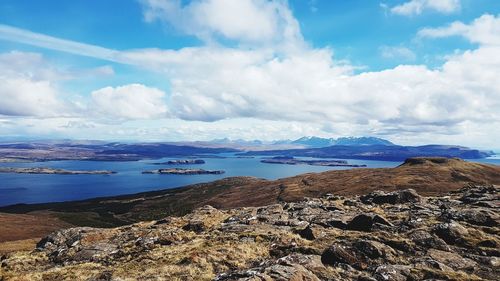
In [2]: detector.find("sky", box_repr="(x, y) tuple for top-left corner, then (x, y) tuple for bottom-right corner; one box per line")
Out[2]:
(0, 0), (499, 149)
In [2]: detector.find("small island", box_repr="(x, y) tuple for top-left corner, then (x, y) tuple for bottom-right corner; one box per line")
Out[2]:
(0, 158), (33, 163)
(152, 159), (205, 165)
(142, 168), (225, 175)
(261, 156), (367, 167)
(0, 167), (116, 175)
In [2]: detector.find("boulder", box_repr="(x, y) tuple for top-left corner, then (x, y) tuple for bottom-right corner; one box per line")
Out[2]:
(433, 222), (469, 246)
(453, 209), (498, 227)
(408, 230), (449, 251)
(427, 249), (477, 271)
(296, 225), (326, 240)
(374, 265), (411, 281)
(321, 245), (360, 268)
(347, 214), (393, 232)
(360, 189), (420, 205)
(373, 265), (411, 281)
(353, 240), (395, 260)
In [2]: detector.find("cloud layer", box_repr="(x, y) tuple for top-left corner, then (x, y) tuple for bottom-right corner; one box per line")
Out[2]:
(0, 1), (499, 148)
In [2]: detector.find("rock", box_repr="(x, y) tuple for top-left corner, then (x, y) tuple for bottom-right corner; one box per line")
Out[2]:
(453, 209), (498, 227)
(262, 264), (320, 281)
(36, 227), (99, 258)
(408, 230), (449, 251)
(427, 249), (477, 271)
(182, 221), (205, 233)
(457, 185), (498, 204)
(360, 189), (420, 205)
(296, 225), (325, 240)
(216, 256), (322, 281)
(347, 214), (393, 232)
(353, 240), (395, 260)
(321, 245), (360, 268)
(373, 265), (411, 281)
(433, 222), (469, 246)
(324, 219), (348, 230)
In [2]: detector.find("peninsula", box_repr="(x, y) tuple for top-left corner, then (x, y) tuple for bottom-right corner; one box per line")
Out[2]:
(261, 156), (367, 167)
(0, 167), (116, 175)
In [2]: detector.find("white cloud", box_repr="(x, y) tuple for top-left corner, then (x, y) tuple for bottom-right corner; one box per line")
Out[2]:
(0, 51), (71, 117)
(379, 46), (416, 61)
(391, 0), (461, 16)
(418, 14), (500, 45)
(140, 0), (304, 49)
(0, 78), (69, 117)
(111, 13), (500, 147)
(90, 84), (169, 120)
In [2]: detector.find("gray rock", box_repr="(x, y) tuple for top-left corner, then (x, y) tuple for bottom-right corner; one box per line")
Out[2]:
(347, 213), (393, 232)
(360, 189), (421, 205)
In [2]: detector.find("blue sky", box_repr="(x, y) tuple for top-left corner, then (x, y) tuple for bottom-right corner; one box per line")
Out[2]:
(0, 0), (499, 148)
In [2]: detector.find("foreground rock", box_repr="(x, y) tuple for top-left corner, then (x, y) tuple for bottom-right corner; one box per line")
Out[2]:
(1, 185), (498, 280)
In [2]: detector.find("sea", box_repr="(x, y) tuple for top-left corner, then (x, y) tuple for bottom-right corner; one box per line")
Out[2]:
(0, 154), (498, 207)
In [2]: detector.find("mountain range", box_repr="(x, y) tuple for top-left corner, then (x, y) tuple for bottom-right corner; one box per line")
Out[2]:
(290, 136), (395, 147)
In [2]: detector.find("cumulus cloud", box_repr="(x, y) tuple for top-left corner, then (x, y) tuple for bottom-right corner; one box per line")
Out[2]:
(90, 84), (169, 120)
(379, 46), (416, 61)
(0, 51), (70, 117)
(391, 0), (461, 16)
(140, 0), (304, 49)
(418, 14), (500, 45)
(117, 11), (500, 144)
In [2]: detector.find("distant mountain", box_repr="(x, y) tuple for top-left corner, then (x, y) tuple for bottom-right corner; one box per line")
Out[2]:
(290, 136), (394, 148)
(334, 136), (394, 146)
(291, 136), (335, 147)
(210, 138), (263, 146)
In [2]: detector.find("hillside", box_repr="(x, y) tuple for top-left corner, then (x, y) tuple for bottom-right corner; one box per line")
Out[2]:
(1, 184), (498, 280)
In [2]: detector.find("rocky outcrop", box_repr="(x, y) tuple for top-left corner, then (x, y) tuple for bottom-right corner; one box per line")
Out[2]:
(360, 189), (421, 205)
(1, 184), (498, 280)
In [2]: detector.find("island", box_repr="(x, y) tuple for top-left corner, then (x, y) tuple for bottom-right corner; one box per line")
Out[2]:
(261, 156), (367, 167)
(152, 159), (205, 165)
(142, 168), (225, 175)
(0, 158), (33, 163)
(0, 167), (116, 175)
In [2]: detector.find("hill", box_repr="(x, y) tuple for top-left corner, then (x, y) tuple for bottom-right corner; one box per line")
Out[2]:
(1, 183), (498, 280)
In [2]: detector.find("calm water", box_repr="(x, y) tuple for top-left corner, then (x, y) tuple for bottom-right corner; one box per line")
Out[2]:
(0, 154), (497, 206)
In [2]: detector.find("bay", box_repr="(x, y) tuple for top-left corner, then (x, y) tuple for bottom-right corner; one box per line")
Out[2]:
(0, 154), (497, 206)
